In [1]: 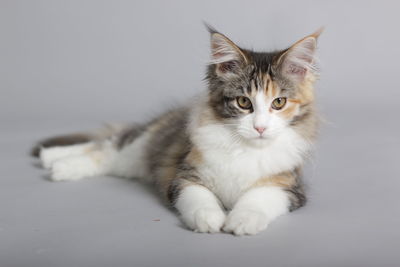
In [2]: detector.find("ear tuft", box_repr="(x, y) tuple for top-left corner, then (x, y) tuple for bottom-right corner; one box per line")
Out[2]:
(276, 29), (322, 82)
(210, 33), (247, 65)
(216, 60), (241, 74)
(206, 26), (248, 77)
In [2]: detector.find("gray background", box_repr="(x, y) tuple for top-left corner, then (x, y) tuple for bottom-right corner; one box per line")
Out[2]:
(1, 0), (399, 266)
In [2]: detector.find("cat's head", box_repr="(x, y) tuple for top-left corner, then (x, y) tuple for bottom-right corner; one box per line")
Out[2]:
(205, 26), (321, 145)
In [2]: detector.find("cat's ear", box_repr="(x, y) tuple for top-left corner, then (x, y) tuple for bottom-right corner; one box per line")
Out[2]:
(274, 28), (323, 83)
(207, 26), (248, 77)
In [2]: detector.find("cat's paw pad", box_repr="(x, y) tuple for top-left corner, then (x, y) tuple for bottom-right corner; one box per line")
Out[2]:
(50, 156), (98, 181)
(223, 210), (269, 236)
(184, 208), (226, 233)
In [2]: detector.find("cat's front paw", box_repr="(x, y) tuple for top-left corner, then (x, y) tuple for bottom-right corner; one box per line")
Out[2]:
(223, 209), (269, 236)
(182, 208), (226, 233)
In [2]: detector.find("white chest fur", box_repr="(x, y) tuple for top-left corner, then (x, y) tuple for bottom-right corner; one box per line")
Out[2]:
(191, 123), (310, 209)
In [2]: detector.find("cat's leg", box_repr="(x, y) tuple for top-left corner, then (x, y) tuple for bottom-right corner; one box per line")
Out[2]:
(171, 180), (226, 233)
(224, 172), (305, 236)
(224, 186), (289, 235)
(41, 141), (117, 181)
(40, 142), (95, 169)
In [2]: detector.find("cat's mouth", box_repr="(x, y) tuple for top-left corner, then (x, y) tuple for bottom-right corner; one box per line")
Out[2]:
(248, 135), (272, 143)
(254, 133), (271, 140)
(240, 133), (271, 141)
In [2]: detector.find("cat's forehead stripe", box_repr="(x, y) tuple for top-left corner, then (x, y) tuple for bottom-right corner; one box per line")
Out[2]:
(247, 71), (278, 98)
(249, 77), (257, 96)
(268, 79), (278, 99)
(245, 63), (298, 100)
(265, 75), (270, 95)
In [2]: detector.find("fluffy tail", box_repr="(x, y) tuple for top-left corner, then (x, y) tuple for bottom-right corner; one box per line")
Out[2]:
(31, 133), (92, 157)
(31, 123), (140, 181)
(30, 124), (126, 157)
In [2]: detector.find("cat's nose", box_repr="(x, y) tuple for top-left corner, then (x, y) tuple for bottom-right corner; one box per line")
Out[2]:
(254, 126), (266, 134)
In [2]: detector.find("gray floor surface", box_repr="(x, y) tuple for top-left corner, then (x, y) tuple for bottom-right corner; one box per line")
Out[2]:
(2, 1), (400, 266)
(1, 107), (399, 267)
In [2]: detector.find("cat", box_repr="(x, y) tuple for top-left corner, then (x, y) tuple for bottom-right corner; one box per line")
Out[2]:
(31, 26), (321, 235)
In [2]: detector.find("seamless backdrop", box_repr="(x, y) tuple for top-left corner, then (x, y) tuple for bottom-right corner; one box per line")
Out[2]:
(1, 1), (400, 267)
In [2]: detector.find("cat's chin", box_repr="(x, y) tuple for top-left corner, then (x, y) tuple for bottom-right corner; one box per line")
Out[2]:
(244, 136), (274, 147)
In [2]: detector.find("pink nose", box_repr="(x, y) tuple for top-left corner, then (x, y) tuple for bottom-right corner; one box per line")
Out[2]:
(254, 126), (266, 134)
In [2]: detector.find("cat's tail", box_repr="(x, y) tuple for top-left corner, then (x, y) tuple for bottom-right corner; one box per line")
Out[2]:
(30, 124), (125, 158)
(31, 123), (150, 181)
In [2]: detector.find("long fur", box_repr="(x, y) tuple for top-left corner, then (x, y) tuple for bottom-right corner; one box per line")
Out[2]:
(32, 27), (321, 235)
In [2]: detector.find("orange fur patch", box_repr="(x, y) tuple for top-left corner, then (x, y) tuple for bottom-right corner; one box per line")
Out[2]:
(297, 74), (316, 104)
(279, 102), (299, 120)
(267, 80), (278, 99)
(288, 99), (301, 104)
(186, 147), (203, 165)
(252, 172), (295, 189)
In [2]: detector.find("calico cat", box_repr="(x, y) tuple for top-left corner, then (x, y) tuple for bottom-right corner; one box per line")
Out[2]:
(32, 26), (321, 235)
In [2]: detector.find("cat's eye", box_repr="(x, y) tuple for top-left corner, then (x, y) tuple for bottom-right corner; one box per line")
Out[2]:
(271, 97), (287, 110)
(237, 96), (252, 109)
